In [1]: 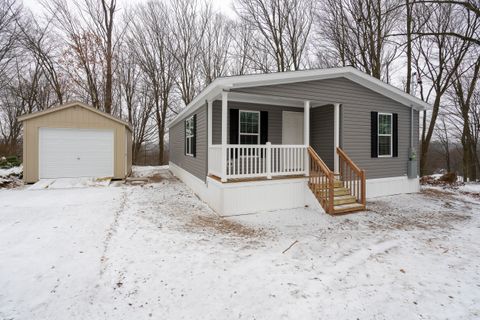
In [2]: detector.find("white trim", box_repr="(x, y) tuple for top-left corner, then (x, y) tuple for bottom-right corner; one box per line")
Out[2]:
(378, 112), (393, 158)
(168, 66), (431, 128)
(221, 91), (228, 182)
(303, 101), (310, 177)
(207, 100), (213, 147)
(333, 103), (340, 172)
(239, 110), (260, 144)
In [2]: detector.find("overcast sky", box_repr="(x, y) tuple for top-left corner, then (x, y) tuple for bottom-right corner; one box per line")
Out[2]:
(22, 0), (236, 17)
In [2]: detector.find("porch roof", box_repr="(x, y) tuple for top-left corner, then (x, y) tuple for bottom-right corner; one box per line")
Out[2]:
(169, 66), (431, 128)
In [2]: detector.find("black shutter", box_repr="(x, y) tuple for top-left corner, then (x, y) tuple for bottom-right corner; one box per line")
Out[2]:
(260, 111), (268, 144)
(229, 109), (239, 144)
(192, 114), (197, 157)
(392, 113), (398, 157)
(371, 111), (378, 158)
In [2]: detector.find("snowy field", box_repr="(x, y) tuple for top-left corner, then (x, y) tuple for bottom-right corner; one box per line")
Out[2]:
(0, 167), (479, 319)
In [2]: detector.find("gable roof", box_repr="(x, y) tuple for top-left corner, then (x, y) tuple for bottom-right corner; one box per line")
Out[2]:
(18, 101), (132, 131)
(169, 66), (431, 128)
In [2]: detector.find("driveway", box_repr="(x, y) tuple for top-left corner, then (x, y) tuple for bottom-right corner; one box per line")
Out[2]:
(0, 167), (479, 319)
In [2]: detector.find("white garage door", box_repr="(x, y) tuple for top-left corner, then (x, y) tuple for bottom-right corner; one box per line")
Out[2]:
(39, 128), (114, 179)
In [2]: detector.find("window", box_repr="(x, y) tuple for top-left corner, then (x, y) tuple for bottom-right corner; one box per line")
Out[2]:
(378, 113), (392, 157)
(239, 111), (260, 144)
(185, 116), (195, 156)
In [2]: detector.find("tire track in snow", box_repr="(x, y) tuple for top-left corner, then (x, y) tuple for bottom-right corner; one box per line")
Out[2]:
(99, 187), (129, 276)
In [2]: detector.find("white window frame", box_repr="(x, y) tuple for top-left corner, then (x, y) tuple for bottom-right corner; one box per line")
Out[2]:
(185, 116), (194, 157)
(378, 112), (393, 158)
(238, 110), (260, 145)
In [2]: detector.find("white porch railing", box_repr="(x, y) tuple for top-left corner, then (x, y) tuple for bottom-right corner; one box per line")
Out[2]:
(208, 145), (223, 177)
(208, 143), (307, 181)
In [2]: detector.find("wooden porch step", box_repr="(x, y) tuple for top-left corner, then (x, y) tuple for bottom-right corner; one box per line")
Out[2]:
(333, 195), (357, 206)
(309, 180), (343, 188)
(333, 203), (366, 214)
(313, 187), (350, 196)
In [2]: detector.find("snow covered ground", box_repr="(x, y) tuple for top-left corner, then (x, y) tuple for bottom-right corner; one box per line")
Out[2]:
(0, 167), (479, 319)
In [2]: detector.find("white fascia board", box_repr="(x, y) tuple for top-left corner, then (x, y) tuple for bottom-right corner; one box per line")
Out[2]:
(168, 83), (230, 128)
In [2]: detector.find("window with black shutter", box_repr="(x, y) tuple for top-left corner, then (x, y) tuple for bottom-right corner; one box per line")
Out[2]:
(185, 115), (196, 157)
(378, 113), (393, 157)
(239, 110), (260, 144)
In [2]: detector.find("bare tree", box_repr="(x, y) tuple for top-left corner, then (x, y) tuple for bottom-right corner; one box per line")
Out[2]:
(41, 0), (120, 113)
(414, 1), (479, 174)
(435, 113), (453, 172)
(17, 13), (67, 106)
(317, 0), (403, 80)
(129, 1), (177, 164)
(200, 12), (232, 84)
(235, 0), (313, 72)
(451, 53), (480, 181)
(229, 22), (254, 75)
(0, 0), (21, 85)
(169, 0), (208, 105)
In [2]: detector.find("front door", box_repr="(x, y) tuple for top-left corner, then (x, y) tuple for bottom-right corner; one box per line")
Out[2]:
(282, 111), (304, 144)
(282, 111), (304, 172)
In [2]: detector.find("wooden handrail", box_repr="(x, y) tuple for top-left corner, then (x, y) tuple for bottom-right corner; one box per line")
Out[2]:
(307, 147), (335, 213)
(336, 147), (362, 173)
(337, 147), (366, 206)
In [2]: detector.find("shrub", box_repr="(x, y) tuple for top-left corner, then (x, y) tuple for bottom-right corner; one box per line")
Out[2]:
(0, 156), (21, 169)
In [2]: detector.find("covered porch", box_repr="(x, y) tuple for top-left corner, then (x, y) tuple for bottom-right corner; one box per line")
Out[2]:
(207, 91), (342, 183)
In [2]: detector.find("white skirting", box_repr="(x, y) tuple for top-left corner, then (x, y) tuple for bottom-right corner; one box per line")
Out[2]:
(169, 162), (320, 216)
(366, 176), (420, 198)
(169, 162), (419, 216)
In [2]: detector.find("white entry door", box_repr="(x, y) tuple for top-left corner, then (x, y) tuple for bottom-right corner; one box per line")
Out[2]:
(39, 128), (114, 179)
(282, 111), (304, 144)
(282, 111), (304, 172)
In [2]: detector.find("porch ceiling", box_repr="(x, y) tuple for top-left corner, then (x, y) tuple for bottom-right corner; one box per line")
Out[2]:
(211, 91), (327, 108)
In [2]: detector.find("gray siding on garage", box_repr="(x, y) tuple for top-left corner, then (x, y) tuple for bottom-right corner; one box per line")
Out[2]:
(169, 104), (207, 181)
(310, 105), (334, 170)
(212, 100), (303, 144)
(232, 77), (419, 179)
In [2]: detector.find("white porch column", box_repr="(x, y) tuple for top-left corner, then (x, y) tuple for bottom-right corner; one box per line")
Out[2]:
(304, 100), (310, 176)
(334, 103), (340, 173)
(207, 100), (212, 147)
(221, 91), (228, 182)
(207, 100), (213, 176)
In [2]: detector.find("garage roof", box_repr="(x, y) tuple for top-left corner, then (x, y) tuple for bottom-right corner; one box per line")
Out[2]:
(18, 101), (132, 131)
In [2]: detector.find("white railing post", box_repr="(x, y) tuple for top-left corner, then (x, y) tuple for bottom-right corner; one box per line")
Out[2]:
(304, 101), (310, 177)
(221, 91), (228, 182)
(266, 142), (272, 179)
(334, 103), (340, 173)
(207, 100), (212, 175)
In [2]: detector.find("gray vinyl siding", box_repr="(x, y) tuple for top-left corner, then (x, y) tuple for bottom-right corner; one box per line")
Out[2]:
(310, 105), (334, 169)
(169, 104), (207, 181)
(212, 101), (302, 144)
(233, 77), (419, 179)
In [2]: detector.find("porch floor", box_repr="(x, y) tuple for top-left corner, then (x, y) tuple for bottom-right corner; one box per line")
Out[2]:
(208, 174), (306, 184)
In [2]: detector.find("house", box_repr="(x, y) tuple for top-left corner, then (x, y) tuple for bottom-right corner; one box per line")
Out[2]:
(18, 101), (132, 183)
(168, 67), (430, 216)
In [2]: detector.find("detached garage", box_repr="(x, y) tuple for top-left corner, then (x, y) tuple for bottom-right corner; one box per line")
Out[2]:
(19, 101), (132, 183)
